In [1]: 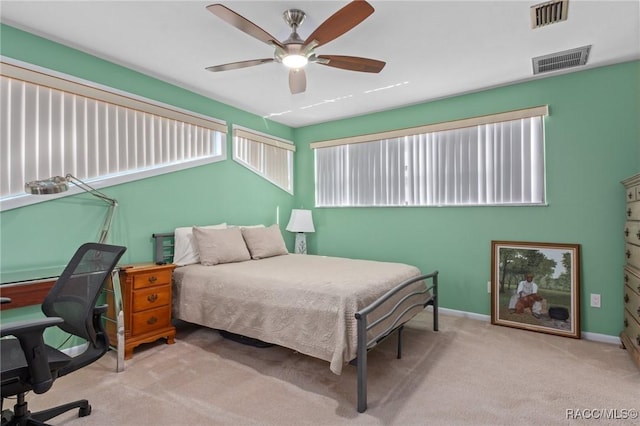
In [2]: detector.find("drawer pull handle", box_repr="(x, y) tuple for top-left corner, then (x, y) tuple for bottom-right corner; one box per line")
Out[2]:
(147, 294), (158, 303)
(624, 318), (628, 328)
(626, 250), (631, 259)
(637, 306), (640, 316)
(628, 208), (632, 217)
(147, 316), (158, 325)
(624, 294), (629, 303)
(629, 192), (634, 200)
(637, 230), (640, 240)
(637, 335), (640, 346)
(625, 274), (629, 283)
(148, 275), (158, 283)
(625, 228), (629, 237)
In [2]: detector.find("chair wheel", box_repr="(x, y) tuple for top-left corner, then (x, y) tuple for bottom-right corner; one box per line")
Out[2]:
(79, 404), (92, 417)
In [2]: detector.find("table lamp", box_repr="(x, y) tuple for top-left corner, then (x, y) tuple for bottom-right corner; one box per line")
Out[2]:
(286, 209), (315, 254)
(25, 174), (118, 244)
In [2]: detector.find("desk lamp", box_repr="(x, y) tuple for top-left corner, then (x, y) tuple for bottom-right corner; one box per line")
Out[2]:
(25, 173), (125, 372)
(286, 209), (315, 254)
(25, 174), (118, 244)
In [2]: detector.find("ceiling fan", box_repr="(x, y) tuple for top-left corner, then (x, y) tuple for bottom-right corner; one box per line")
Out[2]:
(205, 1), (386, 94)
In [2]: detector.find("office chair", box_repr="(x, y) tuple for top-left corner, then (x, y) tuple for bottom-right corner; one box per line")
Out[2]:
(1, 242), (126, 425)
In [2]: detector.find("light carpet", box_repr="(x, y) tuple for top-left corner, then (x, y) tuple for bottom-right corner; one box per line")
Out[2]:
(16, 311), (640, 425)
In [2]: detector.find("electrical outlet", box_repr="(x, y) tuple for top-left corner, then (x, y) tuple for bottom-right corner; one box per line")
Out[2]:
(487, 281), (491, 293)
(590, 293), (601, 308)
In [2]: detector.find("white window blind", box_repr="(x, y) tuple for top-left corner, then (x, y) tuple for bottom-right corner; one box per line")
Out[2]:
(0, 61), (227, 211)
(233, 127), (295, 194)
(313, 106), (547, 207)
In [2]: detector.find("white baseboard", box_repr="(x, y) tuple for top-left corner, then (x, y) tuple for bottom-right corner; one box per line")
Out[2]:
(437, 307), (621, 345)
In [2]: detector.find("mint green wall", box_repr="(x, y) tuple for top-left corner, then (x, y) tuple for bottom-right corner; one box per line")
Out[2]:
(0, 24), (296, 273)
(294, 61), (640, 337)
(1, 23), (638, 338)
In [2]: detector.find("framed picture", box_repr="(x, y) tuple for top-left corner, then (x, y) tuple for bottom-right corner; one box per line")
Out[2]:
(491, 241), (581, 339)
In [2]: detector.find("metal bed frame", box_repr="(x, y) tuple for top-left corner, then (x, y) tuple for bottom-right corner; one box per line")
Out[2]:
(152, 232), (438, 413)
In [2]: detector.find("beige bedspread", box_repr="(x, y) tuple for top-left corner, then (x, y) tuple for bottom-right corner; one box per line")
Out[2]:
(172, 254), (429, 374)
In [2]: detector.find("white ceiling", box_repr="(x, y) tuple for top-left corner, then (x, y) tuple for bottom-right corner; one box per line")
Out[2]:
(1, 1), (638, 128)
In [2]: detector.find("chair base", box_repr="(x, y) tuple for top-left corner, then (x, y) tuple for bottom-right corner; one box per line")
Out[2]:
(1, 393), (91, 426)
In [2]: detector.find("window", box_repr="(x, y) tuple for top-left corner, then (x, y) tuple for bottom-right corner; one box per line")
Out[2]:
(313, 106), (548, 207)
(233, 127), (295, 194)
(0, 61), (227, 211)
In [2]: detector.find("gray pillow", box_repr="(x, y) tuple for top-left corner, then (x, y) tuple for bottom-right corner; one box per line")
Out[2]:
(241, 224), (289, 259)
(192, 226), (251, 266)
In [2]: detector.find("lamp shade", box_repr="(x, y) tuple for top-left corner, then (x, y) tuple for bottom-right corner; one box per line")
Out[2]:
(286, 209), (315, 233)
(25, 176), (69, 194)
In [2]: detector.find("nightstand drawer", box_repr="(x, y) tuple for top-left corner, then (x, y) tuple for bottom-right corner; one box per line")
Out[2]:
(132, 270), (172, 289)
(133, 286), (171, 313)
(131, 306), (171, 336)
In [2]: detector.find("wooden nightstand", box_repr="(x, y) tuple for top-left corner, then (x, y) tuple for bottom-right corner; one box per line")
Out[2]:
(105, 263), (176, 359)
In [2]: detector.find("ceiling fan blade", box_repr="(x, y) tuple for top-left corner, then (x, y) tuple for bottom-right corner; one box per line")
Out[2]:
(206, 58), (274, 72)
(303, 1), (374, 48)
(206, 4), (284, 49)
(316, 55), (385, 73)
(289, 69), (306, 94)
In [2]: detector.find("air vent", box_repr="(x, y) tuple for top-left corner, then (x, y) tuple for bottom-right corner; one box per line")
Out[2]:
(531, 0), (569, 28)
(532, 45), (591, 75)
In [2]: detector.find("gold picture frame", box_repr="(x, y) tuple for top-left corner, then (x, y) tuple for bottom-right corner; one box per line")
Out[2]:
(491, 240), (581, 339)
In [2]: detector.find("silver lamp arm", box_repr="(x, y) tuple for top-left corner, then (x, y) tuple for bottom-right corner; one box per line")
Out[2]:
(64, 174), (118, 243)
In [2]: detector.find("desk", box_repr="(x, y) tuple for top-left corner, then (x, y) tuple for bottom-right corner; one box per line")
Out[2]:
(0, 266), (126, 372)
(0, 267), (63, 310)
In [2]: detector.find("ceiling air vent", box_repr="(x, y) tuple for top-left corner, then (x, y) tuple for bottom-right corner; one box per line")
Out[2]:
(532, 45), (591, 75)
(531, 0), (569, 28)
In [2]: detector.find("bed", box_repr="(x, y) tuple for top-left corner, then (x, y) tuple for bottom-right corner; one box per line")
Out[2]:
(152, 225), (438, 412)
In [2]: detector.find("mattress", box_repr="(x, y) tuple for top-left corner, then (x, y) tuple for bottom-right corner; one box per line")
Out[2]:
(172, 253), (428, 374)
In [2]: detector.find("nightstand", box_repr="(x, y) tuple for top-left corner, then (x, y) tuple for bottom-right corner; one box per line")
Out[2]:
(105, 263), (176, 359)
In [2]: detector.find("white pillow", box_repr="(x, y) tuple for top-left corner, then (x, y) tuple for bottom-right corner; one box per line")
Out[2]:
(193, 226), (251, 266)
(173, 223), (227, 266)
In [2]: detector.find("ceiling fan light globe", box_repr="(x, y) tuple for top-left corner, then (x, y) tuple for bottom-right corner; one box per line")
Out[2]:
(283, 54), (308, 68)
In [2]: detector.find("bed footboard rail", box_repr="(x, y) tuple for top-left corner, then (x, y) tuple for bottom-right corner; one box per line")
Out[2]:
(354, 270), (438, 413)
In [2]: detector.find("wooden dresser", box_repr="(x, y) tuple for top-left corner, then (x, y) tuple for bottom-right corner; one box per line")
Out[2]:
(622, 173), (640, 370)
(105, 263), (176, 359)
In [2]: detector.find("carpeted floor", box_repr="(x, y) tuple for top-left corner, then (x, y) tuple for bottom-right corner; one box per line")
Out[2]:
(15, 311), (640, 425)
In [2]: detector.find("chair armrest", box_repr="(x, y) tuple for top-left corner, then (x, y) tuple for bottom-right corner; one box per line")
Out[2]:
(94, 304), (108, 316)
(0, 317), (65, 394)
(0, 317), (64, 338)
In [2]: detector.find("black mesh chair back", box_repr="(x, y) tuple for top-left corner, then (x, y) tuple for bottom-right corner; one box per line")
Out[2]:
(41, 242), (126, 376)
(43, 243), (124, 346)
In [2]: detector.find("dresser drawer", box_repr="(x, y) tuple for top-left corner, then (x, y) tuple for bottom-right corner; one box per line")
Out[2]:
(626, 200), (640, 221)
(623, 311), (640, 351)
(131, 306), (171, 336)
(132, 269), (172, 290)
(624, 221), (640, 245)
(625, 283), (640, 324)
(625, 266), (640, 295)
(626, 184), (639, 202)
(625, 243), (640, 270)
(132, 286), (171, 313)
